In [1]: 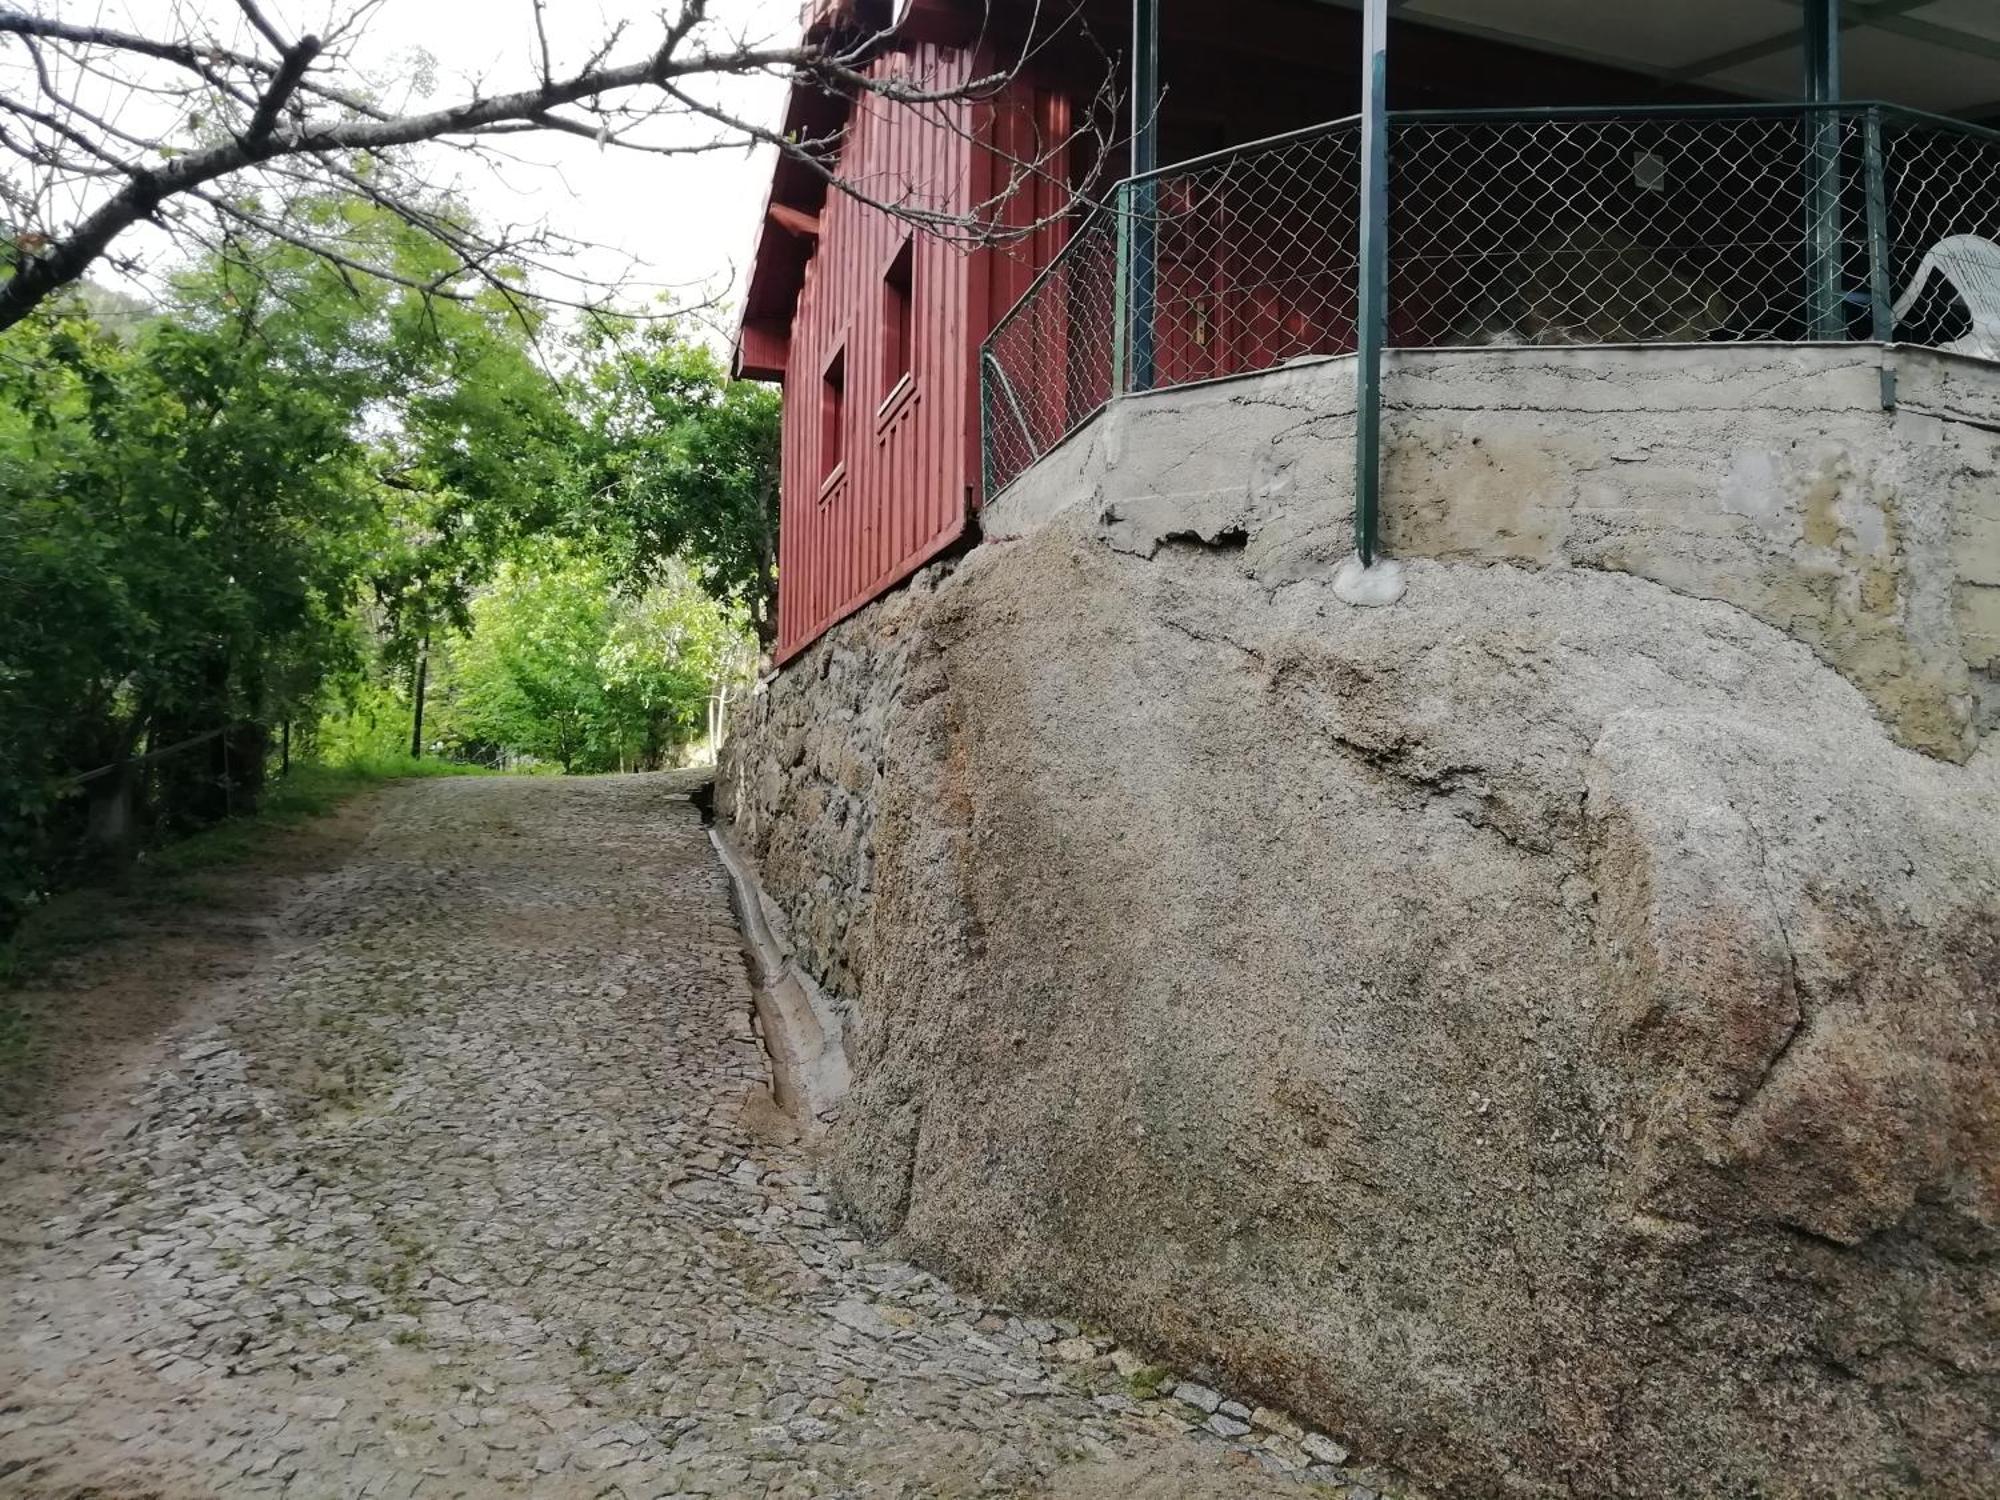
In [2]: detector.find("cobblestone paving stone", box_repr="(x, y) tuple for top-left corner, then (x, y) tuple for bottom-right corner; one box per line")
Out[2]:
(0, 776), (1416, 1499)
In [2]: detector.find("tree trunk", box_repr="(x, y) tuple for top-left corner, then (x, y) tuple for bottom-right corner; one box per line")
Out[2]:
(754, 475), (778, 653)
(409, 636), (430, 760)
(219, 720), (269, 817)
(82, 758), (139, 874)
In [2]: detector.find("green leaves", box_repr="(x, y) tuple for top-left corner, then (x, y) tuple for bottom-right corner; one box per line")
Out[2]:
(0, 194), (780, 931)
(0, 199), (542, 922)
(436, 544), (746, 773)
(565, 319), (782, 647)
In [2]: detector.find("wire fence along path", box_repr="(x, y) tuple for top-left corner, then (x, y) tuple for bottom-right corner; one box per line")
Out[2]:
(981, 102), (2000, 497)
(63, 728), (228, 790)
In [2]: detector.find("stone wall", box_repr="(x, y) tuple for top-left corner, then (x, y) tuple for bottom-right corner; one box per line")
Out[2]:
(716, 563), (946, 1015)
(716, 345), (2000, 1500)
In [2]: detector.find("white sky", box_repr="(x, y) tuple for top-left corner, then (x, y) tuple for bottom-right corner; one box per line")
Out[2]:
(22, 0), (802, 332)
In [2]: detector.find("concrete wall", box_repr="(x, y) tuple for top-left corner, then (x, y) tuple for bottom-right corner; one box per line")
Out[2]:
(715, 342), (2000, 1500)
(987, 344), (2000, 760)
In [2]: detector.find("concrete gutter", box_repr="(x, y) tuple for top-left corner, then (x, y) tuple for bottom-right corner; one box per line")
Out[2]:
(708, 826), (851, 1133)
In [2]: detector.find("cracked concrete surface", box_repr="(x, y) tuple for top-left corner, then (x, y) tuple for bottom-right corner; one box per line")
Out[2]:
(0, 775), (1404, 1499)
(983, 344), (2000, 759)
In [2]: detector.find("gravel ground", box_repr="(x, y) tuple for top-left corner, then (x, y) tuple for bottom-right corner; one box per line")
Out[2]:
(0, 775), (1411, 1499)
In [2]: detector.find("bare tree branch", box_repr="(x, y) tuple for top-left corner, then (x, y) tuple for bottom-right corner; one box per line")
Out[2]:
(232, 0), (293, 57)
(244, 35), (322, 143)
(0, 0), (1113, 332)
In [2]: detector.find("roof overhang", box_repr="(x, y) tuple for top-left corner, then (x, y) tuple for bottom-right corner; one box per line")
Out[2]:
(731, 78), (840, 382)
(730, 0), (983, 380)
(1325, 0), (2000, 118)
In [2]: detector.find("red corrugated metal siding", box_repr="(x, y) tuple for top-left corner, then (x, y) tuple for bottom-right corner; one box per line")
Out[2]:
(774, 50), (1072, 665)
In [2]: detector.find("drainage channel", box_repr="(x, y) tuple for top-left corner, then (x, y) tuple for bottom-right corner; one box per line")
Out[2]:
(706, 823), (851, 1132)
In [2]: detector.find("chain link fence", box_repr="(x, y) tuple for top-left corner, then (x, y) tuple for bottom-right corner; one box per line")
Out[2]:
(1134, 126), (1364, 389)
(981, 205), (1120, 498)
(1391, 109), (1869, 346)
(982, 122), (1361, 495)
(1881, 112), (2000, 357)
(982, 103), (2000, 498)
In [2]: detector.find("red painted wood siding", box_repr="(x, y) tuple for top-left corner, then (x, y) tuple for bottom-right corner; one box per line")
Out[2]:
(774, 47), (1072, 664)
(776, 44), (972, 664)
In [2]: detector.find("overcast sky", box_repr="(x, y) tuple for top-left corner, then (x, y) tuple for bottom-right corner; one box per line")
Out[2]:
(33, 0), (803, 330)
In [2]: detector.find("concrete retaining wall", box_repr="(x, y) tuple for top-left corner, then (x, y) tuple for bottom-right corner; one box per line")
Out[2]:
(988, 344), (2000, 760)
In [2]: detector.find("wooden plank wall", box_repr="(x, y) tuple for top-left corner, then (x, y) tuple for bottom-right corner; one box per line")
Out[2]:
(775, 47), (1072, 664)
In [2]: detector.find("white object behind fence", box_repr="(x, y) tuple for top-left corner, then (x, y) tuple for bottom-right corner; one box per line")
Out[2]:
(1893, 233), (2000, 360)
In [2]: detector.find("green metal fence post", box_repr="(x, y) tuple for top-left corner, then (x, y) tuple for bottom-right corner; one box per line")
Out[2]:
(1354, 0), (1388, 566)
(1863, 105), (1898, 408)
(1129, 181), (1158, 392)
(980, 350), (995, 499)
(1804, 0), (1846, 340)
(1128, 0), (1159, 392)
(1112, 182), (1131, 395)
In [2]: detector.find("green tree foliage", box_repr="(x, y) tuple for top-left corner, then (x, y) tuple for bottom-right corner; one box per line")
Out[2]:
(0, 247), (383, 904)
(369, 284), (580, 669)
(0, 197), (777, 935)
(571, 323), (782, 648)
(439, 546), (745, 774)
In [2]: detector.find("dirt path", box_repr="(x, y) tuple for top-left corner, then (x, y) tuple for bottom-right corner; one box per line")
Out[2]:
(0, 775), (1369, 1500)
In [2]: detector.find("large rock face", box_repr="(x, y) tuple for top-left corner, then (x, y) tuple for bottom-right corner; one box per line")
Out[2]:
(719, 527), (1999, 1499)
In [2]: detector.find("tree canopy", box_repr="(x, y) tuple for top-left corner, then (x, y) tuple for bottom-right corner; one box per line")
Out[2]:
(0, 1), (1106, 332)
(0, 198), (778, 933)
(572, 322), (781, 648)
(439, 544), (747, 774)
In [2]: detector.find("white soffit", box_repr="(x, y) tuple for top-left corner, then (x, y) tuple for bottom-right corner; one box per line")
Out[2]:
(1711, 30), (2000, 113)
(1906, 0), (2000, 47)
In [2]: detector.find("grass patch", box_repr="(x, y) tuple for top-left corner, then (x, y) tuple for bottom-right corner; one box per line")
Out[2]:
(142, 757), (486, 882)
(1122, 1364), (1174, 1399)
(0, 893), (104, 1015)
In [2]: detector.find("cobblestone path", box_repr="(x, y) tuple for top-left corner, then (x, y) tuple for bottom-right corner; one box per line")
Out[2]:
(0, 776), (1363, 1500)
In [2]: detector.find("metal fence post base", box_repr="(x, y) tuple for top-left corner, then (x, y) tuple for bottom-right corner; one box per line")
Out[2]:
(1354, 0), (1389, 566)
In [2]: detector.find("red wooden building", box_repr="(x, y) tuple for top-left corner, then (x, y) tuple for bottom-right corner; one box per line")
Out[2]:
(735, 0), (2000, 664)
(733, 0), (1080, 664)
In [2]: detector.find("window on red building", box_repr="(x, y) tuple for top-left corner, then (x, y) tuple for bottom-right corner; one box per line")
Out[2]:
(820, 345), (846, 484)
(882, 238), (914, 401)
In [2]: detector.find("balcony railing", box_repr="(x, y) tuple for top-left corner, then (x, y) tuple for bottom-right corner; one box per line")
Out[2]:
(980, 102), (2000, 498)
